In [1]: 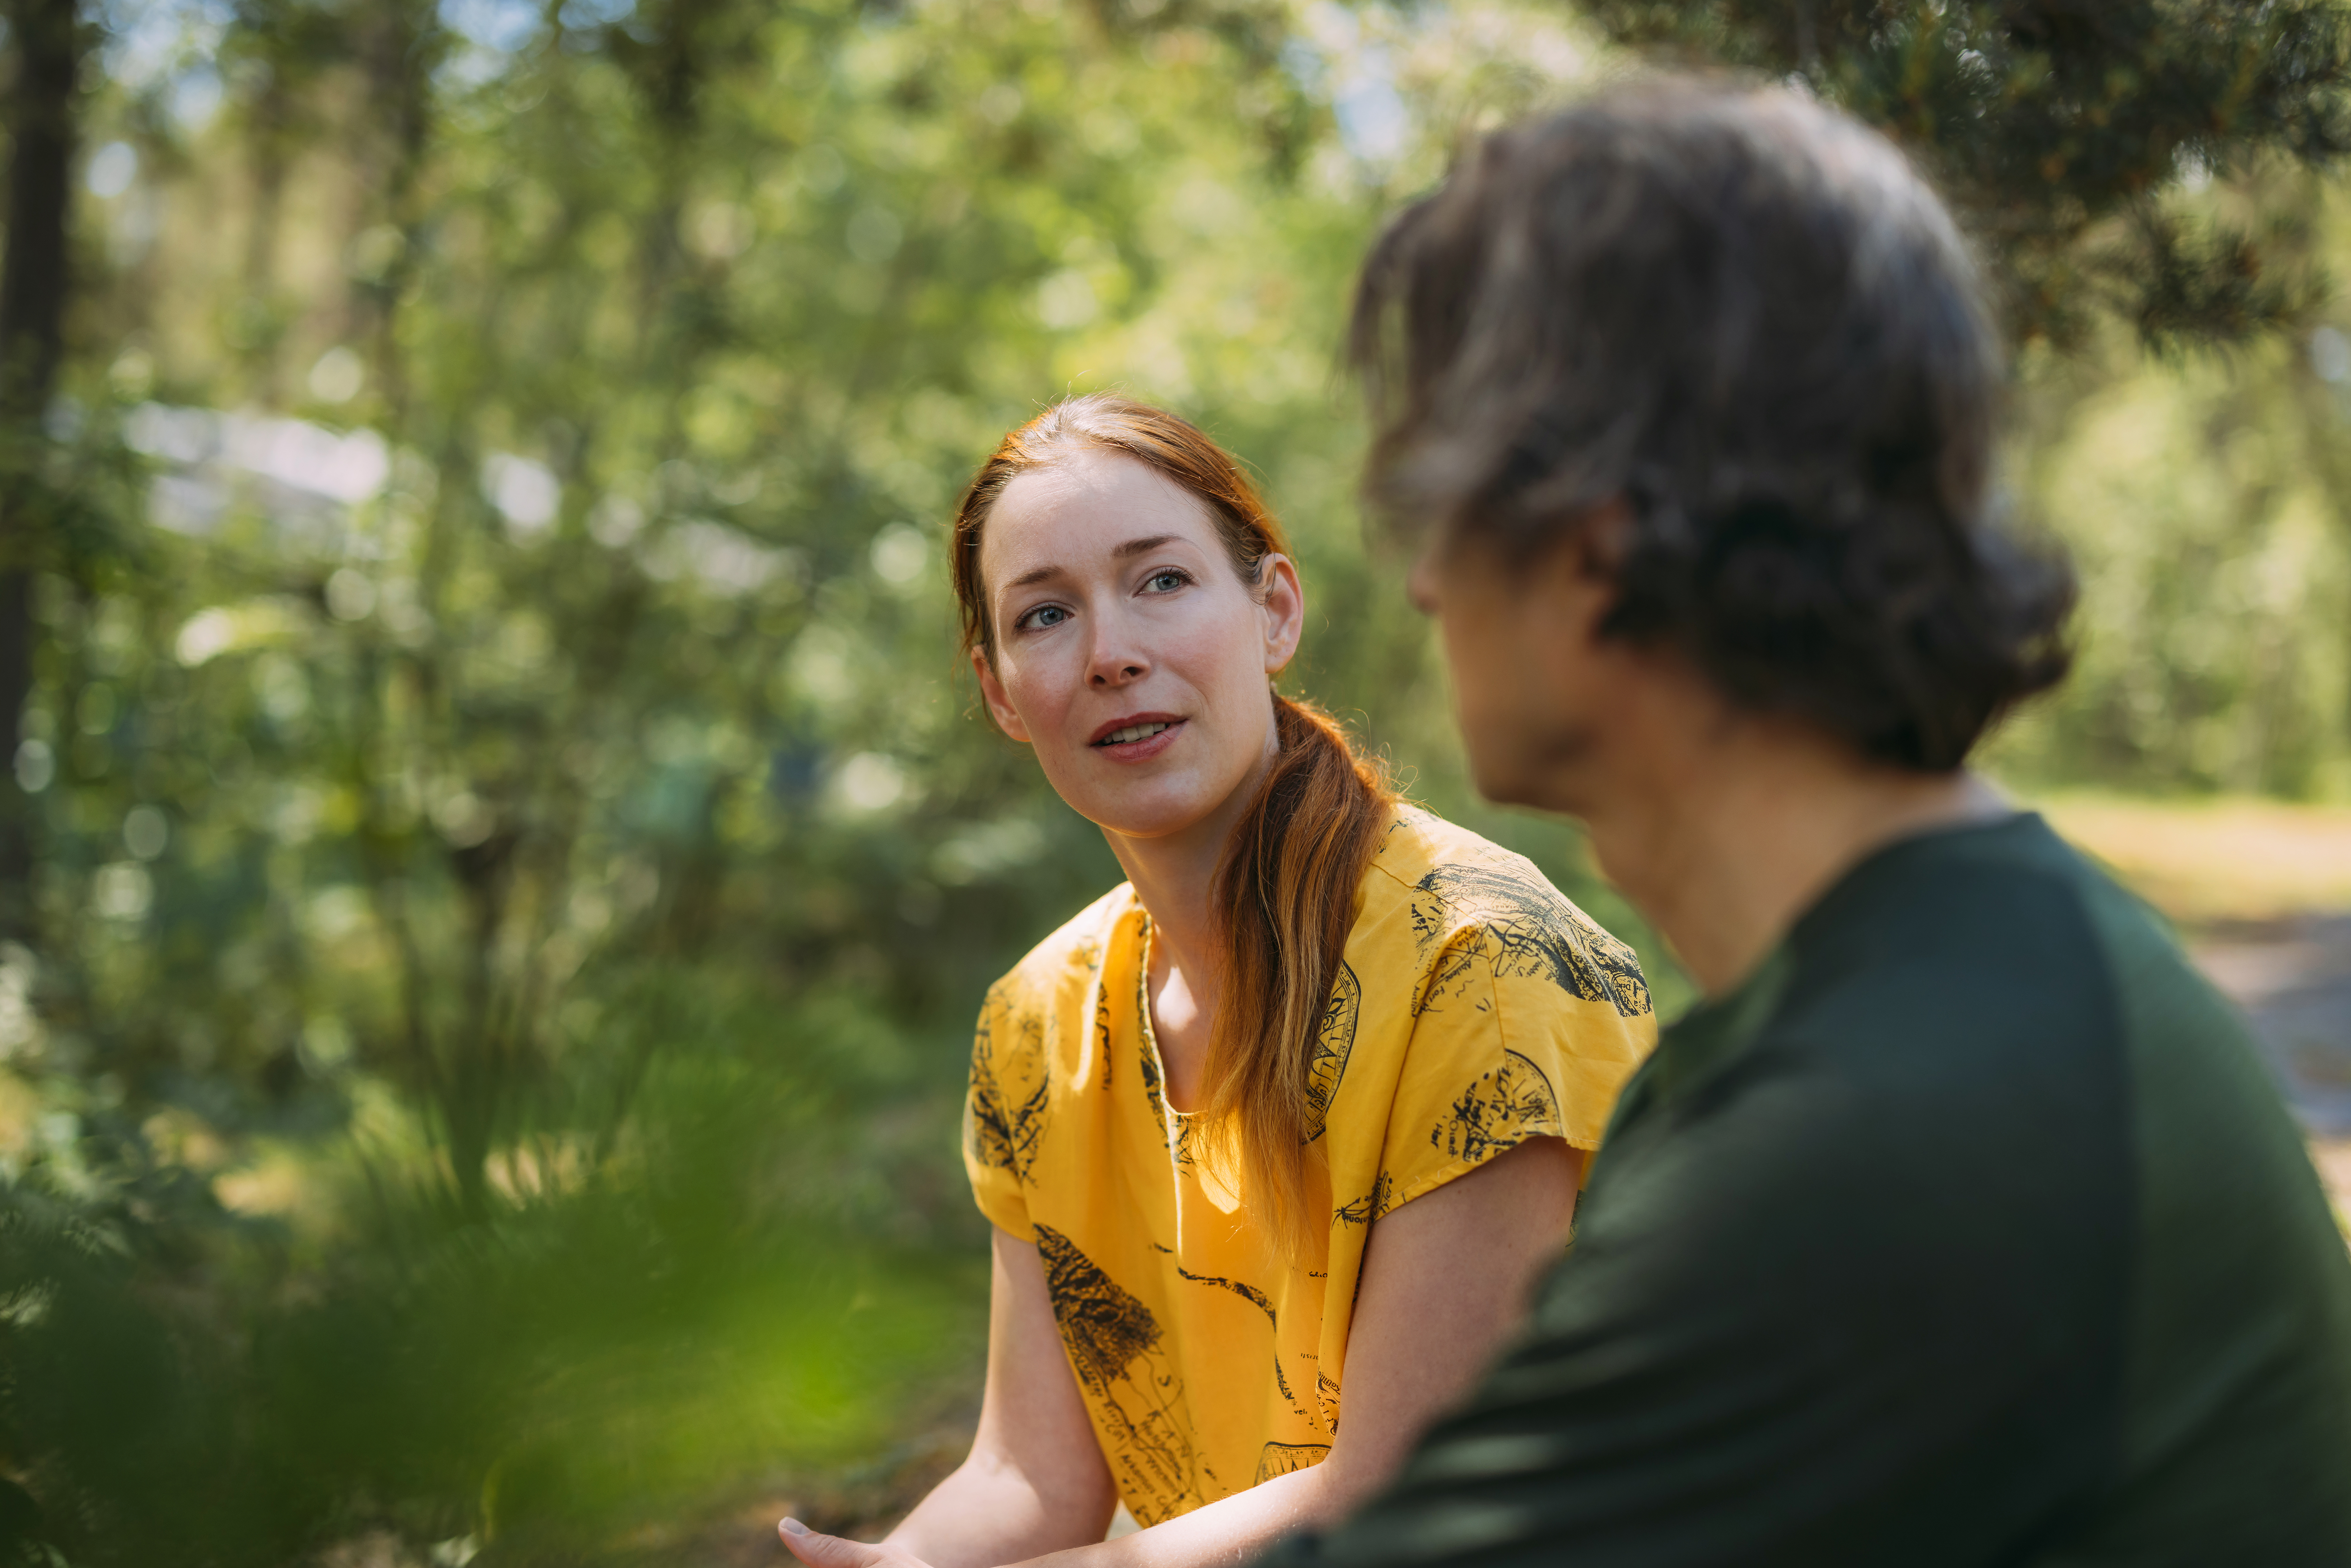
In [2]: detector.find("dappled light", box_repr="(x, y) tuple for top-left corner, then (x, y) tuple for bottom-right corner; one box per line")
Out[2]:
(0, 0), (2348, 1564)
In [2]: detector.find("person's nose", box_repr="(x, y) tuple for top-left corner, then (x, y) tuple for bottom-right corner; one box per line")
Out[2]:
(1086, 607), (1149, 689)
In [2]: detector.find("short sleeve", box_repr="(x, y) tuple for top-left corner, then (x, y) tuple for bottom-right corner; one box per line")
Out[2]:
(961, 985), (1036, 1241)
(1380, 922), (1654, 1213)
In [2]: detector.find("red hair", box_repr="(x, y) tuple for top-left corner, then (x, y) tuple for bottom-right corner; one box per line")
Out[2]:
(951, 394), (1393, 1259)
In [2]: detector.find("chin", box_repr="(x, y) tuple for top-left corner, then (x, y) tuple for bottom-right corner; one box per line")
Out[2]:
(1467, 760), (1542, 812)
(1069, 779), (1225, 841)
(1095, 803), (1221, 841)
(1466, 743), (1581, 818)
(1465, 706), (1606, 815)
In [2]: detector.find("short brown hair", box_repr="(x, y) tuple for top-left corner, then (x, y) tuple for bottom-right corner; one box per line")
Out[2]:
(1351, 80), (2074, 771)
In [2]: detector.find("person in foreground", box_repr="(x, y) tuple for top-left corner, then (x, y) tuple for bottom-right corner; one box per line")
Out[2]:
(1256, 81), (2351, 1566)
(779, 395), (1656, 1568)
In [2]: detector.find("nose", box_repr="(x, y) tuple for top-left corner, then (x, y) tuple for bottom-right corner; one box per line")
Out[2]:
(1085, 608), (1149, 688)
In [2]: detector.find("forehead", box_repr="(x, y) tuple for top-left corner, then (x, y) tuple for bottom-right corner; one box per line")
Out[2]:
(979, 446), (1222, 587)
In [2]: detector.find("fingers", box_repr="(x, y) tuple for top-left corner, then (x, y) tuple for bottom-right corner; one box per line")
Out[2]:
(777, 1518), (883, 1568)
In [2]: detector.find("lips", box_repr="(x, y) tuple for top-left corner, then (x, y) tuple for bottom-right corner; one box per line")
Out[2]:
(1089, 712), (1185, 747)
(1087, 714), (1186, 763)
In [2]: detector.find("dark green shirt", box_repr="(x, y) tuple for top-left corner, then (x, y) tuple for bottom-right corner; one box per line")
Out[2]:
(1271, 813), (2351, 1566)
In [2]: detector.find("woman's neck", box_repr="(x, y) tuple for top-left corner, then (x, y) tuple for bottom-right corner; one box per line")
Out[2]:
(1101, 721), (1282, 1107)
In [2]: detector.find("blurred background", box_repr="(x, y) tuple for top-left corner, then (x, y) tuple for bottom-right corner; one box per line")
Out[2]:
(0, 1), (2348, 1563)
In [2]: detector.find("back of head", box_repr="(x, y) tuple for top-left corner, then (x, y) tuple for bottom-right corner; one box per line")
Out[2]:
(1351, 79), (2074, 770)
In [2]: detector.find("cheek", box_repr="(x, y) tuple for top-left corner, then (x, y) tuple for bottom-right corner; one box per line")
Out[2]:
(1440, 611), (1504, 696)
(1443, 606), (1541, 733)
(995, 649), (1075, 731)
(1186, 625), (1259, 698)
(1195, 595), (1277, 684)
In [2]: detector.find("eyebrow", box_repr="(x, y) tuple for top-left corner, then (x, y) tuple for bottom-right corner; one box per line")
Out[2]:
(1001, 535), (1185, 592)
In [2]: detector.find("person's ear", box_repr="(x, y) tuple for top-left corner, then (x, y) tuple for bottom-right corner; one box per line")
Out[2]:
(1257, 553), (1305, 676)
(1556, 499), (1632, 648)
(1568, 499), (1633, 588)
(1406, 540), (1442, 617)
(971, 646), (1032, 744)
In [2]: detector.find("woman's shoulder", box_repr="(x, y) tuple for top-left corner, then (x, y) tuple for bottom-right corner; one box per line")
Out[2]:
(983, 882), (1139, 1012)
(1362, 804), (1568, 925)
(1361, 805), (1652, 1018)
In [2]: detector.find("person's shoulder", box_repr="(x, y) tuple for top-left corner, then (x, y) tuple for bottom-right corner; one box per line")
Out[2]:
(1362, 802), (1541, 904)
(1787, 813), (2153, 1041)
(1745, 812), (2216, 1139)
(1363, 805), (1653, 1019)
(985, 883), (1136, 1012)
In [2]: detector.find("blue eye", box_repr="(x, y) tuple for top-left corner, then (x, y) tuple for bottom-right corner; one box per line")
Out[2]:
(1021, 604), (1069, 630)
(1145, 570), (1188, 593)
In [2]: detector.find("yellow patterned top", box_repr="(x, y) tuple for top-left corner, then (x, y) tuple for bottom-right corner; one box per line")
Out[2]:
(961, 807), (1657, 1526)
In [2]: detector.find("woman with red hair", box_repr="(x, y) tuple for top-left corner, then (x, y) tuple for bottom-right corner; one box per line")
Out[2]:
(779, 394), (1653, 1568)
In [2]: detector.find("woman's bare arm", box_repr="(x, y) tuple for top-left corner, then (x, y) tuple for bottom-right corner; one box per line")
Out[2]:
(1301, 1135), (1584, 1516)
(781, 1137), (1581, 1568)
(877, 1227), (1119, 1568)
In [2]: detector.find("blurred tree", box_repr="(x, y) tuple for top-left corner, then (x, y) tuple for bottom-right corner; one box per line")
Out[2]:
(1582, 0), (2351, 346)
(0, 0), (1631, 1560)
(1989, 177), (2351, 798)
(0, 0), (83, 948)
(6, 0), (2344, 1558)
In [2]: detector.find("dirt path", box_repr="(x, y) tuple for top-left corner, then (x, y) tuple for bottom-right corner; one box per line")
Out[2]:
(2193, 914), (2351, 1211)
(2030, 793), (2351, 1213)
(2196, 915), (2351, 1132)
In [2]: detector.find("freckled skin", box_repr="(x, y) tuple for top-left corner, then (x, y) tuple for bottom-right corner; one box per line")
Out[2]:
(971, 448), (1302, 845)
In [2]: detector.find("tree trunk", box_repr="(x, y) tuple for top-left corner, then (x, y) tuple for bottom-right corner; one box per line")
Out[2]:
(0, 0), (80, 946)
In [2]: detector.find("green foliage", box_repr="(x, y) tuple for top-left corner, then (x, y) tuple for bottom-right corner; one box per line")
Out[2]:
(0, 1070), (981, 1566)
(2, 0), (1639, 1559)
(3, 0), (2346, 1557)
(1989, 362), (2351, 798)
(1582, 0), (2351, 346)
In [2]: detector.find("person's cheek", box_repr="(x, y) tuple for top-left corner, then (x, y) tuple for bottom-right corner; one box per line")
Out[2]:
(1024, 645), (1073, 734)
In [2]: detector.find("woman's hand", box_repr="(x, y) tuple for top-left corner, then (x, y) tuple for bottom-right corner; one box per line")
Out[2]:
(780, 1517), (937, 1568)
(786, 1140), (1580, 1568)
(830, 1229), (1119, 1568)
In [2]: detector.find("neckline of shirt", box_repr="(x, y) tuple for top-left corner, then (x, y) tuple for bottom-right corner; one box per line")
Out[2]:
(1134, 908), (1201, 1121)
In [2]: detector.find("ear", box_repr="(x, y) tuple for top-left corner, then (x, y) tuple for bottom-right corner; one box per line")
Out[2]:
(971, 646), (1033, 744)
(1547, 498), (1632, 653)
(1256, 553), (1305, 677)
(1568, 499), (1633, 594)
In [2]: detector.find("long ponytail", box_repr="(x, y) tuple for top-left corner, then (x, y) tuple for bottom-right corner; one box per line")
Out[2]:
(1198, 696), (1391, 1261)
(952, 395), (1396, 1262)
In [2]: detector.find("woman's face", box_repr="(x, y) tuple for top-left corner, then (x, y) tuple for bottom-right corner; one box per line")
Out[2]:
(972, 446), (1303, 843)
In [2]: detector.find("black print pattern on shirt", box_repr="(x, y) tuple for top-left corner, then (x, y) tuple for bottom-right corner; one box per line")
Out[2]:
(1316, 1368), (1342, 1434)
(1034, 1224), (1202, 1526)
(1178, 1263), (1316, 1423)
(967, 998), (1050, 1180)
(1409, 861), (1652, 1019)
(1255, 1441), (1331, 1485)
(1095, 979), (1114, 1093)
(1303, 962), (1360, 1143)
(1137, 1030), (1171, 1143)
(1334, 1170), (1393, 1227)
(1432, 1048), (1561, 1164)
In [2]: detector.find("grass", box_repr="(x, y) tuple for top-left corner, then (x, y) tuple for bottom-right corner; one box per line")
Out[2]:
(2025, 791), (2351, 929)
